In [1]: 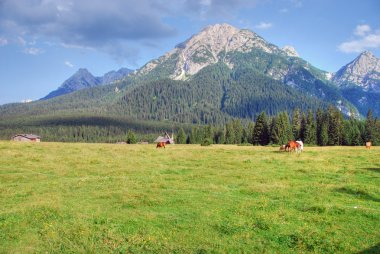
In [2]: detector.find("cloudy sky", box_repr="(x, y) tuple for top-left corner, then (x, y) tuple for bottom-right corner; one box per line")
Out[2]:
(0, 0), (379, 105)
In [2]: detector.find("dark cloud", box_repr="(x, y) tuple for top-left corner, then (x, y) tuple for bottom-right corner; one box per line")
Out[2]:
(0, 0), (258, 63)
(0, 0), (176, 42)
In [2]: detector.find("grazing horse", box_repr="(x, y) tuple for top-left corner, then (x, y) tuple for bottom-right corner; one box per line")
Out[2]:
(279, 145), (286, 151)
(296, 140), (304, 153)
(366, 141), (372, 149)
(156, 142), (166, 148)
(286, 140), (301, 153)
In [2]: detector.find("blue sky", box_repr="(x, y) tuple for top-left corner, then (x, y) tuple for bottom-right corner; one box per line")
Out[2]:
(0, 0), (379, 105)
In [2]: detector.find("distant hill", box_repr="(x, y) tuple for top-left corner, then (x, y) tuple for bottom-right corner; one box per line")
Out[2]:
(41, 67), (133, 100)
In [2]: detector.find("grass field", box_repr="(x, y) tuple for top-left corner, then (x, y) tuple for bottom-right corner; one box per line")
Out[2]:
(0, 141), (379, 253)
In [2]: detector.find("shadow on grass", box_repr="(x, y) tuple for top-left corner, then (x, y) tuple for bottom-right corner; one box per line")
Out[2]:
(336, 187), (380, 202)
(356, 243), (380, 254)
(363, 168), (380, 173)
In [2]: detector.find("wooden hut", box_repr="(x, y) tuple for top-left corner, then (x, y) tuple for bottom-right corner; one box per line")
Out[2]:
(154, 132), (174, 144)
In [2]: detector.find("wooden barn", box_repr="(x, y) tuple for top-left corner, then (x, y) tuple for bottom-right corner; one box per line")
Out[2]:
(11, 134), (41, 142)
(154, 132), (175, 144)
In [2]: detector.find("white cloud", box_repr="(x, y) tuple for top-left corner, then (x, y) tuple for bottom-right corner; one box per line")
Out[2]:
(338, 24), (380, 53)
(0, 37), (8, 46)
(18, 36), (27, 46)
(354, 24), (371, 37)
(255, 22), (273, 30)
(23, 47), (43, 55)
(64, 61), (74, 68)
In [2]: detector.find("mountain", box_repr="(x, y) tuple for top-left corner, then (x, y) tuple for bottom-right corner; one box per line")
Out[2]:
(101, 68), (133, 85)
(42, 68), (132, 100)
(332, 51), (380, 117)
(131, 23), (354, 117)
(2, 23), (378, 132)
(333, 51), (380, 92)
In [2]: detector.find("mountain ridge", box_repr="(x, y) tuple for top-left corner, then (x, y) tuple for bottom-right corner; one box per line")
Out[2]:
(42, 67), (133, 100)
(1, 23), (380, 123)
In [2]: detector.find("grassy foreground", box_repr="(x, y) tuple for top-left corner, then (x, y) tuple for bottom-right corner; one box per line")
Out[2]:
(0, 141), (379, 253)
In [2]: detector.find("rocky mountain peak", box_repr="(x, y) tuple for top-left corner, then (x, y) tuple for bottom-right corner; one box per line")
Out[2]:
(140, 23), (280, 80)
(282, 45), (299, 57)
(333, 51), (380, 92)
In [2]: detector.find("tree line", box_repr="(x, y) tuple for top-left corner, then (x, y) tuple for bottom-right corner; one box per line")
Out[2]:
(1, 107), (379, 146)
(175, 107), (380, 146)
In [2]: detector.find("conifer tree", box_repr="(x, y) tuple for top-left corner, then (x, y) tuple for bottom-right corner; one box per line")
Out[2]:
(126, 130), (137, 144)
(320, 123), (329, 146)
(233, 119), (243, 144)
(304, 109), (317, 144)
(269, 116), (279, 144)
(247, 121), (255, 144)
(176, 128), (187, 144)
(352, 123), (362, 146)
(327, 106), (344, 145)
(365, 110), (375, 143)
(291, 108), (301, 140)
(316, 108), (326, 145)
(225, 121), (235, 144)
(253, 112), (269, 145)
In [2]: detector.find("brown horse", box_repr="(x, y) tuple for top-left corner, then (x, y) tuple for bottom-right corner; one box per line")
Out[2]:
(156, 142), (166, 148)
(285, 140), (301, 152)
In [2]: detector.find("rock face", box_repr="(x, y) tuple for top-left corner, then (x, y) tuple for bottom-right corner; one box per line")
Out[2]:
(282, 45), (299, 57)
(137, 23), (292, 80)
(333, 51), (380, 93)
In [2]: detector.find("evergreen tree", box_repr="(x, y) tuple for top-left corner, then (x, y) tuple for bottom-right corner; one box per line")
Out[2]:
(316, 108), (324, 146)
(282, 111), (293, 142)
(189, 126), (201, 144)
(203, 124), (214, 141)
(247, 122), (255, 144)
(214, 127), (225, 144)
(374, 118), (380, 146)
(291, 108), (302, 140)
(327, 106), (344, 145)
(352, 123), (362, 146)
(233, 119), (243, 144)
(225, 121), (235, 144)
(253, 112), (269, 145)
(365, 110), (375, 144)
(320, 123), (329, 146)
(304, 109), (317, 144)
(269, 116), (279, 144)
(176, 128), (187, 144)
(126, 130), (137, 144)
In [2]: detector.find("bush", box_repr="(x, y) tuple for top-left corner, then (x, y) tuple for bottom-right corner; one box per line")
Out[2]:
(201, 138), (213, 146)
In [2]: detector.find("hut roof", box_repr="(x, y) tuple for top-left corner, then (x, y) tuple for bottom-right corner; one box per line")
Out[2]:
(154, 132), (174, 144)
(12, 134), (40, 139)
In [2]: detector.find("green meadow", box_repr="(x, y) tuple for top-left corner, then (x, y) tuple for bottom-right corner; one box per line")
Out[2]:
(0, 141), (379, 253)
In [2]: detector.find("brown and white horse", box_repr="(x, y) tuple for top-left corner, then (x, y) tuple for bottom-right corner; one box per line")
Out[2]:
(286, 140), (302, 153)
(156, 142), (166, 148)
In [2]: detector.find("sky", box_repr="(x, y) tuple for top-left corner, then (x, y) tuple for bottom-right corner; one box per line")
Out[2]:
(0, 0), (379, 105)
